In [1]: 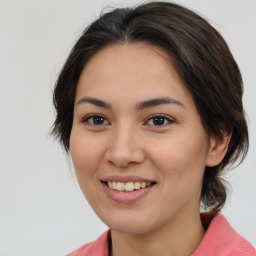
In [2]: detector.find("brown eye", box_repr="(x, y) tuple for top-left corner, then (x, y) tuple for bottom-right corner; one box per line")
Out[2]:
(146, 115), (174, 127)
(82, 115), (110, 126)
(92, 116), (105, 125)
(152, 116), (165, 125)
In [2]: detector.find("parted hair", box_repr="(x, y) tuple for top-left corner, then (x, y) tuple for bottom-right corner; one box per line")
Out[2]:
(52, 1), (249, 213)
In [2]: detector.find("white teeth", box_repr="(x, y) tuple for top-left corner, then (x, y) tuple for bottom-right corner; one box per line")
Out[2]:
(134, 182), (140, 189)
(141, 182), (146, 188)
(107, 181), (113, 189)
(125, 182), (135, 191)
(116, 182), (125, 191)
(107, 181), (152, 192)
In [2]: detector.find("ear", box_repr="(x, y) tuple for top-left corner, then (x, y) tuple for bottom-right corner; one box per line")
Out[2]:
(206, 128), (232, 167)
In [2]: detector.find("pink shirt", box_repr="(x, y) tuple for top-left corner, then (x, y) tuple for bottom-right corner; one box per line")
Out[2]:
(67, 213), (256, 256)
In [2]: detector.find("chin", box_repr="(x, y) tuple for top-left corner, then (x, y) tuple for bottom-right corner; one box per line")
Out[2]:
(112, 218), (167, 236)
(100, 213), (152, 234)
(110, 223), (150, 235)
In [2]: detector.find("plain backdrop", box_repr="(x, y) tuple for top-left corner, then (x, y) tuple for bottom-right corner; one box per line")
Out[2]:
(0, 0), (255, 255)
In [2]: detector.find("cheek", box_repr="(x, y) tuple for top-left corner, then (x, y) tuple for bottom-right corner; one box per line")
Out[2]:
(69, 130), (105, 203)
(70, 130), (103, 176)
(149, 135), (207, 184)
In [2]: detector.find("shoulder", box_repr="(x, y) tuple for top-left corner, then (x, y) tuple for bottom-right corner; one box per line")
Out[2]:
(66, 230), (110, 256)
(193, 213), (256, 256)
(229, 239), (256, 256)
(66, 241), (94, 256)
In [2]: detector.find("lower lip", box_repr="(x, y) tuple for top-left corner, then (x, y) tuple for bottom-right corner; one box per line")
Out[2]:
(102, 182), (155, 204)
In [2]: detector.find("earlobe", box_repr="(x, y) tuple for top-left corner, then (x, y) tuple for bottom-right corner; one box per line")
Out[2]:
(206, 129), (232, 167)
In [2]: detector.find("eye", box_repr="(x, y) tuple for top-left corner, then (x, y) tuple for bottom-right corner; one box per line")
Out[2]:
(145, 114), (174, 127)
(82, 114), (110, 126)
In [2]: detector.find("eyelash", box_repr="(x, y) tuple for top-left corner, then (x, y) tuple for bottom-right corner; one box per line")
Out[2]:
(146, 114), (174, 127)
(82, 114), (110, 126)
(81, 114), (174, 127)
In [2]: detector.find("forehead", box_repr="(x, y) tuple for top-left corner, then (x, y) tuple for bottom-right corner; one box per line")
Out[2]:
(81, 43), (173, 78)
(75, 43), (194, 108)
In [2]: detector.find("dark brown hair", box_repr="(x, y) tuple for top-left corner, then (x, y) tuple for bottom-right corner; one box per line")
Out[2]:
(52, 1), (248, 212)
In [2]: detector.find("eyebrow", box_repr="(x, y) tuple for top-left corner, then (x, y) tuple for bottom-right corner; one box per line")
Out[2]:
(76, 97), (112, 109)
(136, 97), (185, 110)
(76, 96), (185, 110)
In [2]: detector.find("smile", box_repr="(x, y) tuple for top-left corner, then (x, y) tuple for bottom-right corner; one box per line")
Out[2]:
(101, 176), (156, 203)
(107, 181), (152, 192)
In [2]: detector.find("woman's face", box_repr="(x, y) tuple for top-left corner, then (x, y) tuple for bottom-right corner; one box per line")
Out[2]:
(70, 43), (215, 234)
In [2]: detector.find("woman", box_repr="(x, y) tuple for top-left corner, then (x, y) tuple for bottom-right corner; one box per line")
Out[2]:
(52, 1), (256, 255)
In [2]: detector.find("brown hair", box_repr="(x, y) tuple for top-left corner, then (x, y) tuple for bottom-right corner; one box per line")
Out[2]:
(52, 1), (248, 213)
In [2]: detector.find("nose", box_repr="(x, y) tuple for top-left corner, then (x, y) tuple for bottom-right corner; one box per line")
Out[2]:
(104, 124), (146, 168)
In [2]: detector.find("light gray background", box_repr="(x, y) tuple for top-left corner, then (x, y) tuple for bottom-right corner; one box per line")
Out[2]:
(0, 0), (255, 255)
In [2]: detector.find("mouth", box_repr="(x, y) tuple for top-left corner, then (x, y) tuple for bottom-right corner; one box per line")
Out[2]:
(101, 176), (156, 203)
(103, 181), (155, 192)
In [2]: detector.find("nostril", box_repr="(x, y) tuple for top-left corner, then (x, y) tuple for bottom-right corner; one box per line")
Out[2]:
(104, 138), (146, 167)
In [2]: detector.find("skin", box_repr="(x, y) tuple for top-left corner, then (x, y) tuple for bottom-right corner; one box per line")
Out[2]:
(70, 43), (231, 256)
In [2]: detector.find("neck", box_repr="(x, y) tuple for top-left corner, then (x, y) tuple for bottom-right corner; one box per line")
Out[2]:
(110, 211), (205, 256)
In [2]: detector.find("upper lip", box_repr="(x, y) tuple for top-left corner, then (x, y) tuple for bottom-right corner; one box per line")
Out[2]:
(101, 175), (156, 183)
